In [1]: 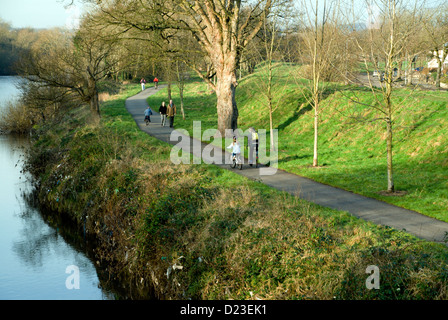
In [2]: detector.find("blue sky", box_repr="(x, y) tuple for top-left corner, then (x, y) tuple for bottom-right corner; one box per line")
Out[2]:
(0, 0), (84, 29)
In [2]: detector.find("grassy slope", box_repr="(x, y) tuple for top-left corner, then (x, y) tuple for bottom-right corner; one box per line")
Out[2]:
(27, 82), (448, 300)
(148, 64), (448, 222)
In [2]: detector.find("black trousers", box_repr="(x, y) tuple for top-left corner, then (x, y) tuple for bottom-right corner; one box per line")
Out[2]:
(169, 116), (174, 127)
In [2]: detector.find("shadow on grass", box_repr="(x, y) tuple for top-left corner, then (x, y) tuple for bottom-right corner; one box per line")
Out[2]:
(278, 154), (312, 164)
(278, 103), (312, 131)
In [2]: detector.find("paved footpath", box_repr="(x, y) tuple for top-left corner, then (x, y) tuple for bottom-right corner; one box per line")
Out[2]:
(126, 87), (448, 245)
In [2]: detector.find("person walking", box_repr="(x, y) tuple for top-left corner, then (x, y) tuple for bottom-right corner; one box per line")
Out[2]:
(144, 106), (152, 125)
(167, 99), (176, 128)
(159, 101), (167, 127)
(248, 127), (259, 167)
(140, 78), (146, 91)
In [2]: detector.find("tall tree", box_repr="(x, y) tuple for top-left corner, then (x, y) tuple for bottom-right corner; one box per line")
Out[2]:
(251, 2), (294, 151)
(87, 0), (274, 135)
(17, 16), (119, 118)
(347, 0), (425, 192)
(297, 0), (340, 167)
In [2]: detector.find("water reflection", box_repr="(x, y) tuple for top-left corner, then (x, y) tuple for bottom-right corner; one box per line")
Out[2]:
(1, 76), (155, 299)
(0, 134), (114, 300)
(12, 209), (59, 270)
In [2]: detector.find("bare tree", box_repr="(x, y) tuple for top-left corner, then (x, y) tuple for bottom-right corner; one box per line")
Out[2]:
(17, 16), (119, 119)
(346, 0), (425, 192)
(85, 0), (274, 135)
(175, 60), (190, 120)
(251, 2), (294, 151)
(296, 0), (340, 167)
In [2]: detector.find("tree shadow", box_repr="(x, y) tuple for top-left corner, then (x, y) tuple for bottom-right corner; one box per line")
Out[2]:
(278, 154), (312, 164)
(277, 102), (312, 131)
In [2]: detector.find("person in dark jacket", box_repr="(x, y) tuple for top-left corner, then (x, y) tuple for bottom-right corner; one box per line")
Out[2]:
(159, 101), (167, 127)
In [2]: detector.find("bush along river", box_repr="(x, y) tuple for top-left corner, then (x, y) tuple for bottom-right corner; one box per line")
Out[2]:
(0, 77), (151, 300)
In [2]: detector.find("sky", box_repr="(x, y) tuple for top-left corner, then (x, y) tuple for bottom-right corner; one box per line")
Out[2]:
(0, 0), (84, 29)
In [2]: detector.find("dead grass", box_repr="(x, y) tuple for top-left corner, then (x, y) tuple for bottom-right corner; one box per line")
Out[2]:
(0, 100), (33, 134)
(98, 92), (111, 103)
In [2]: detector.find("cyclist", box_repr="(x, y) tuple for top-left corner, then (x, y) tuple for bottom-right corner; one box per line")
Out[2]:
(227, 136), (241, 163)
(153, 77), (159, 89)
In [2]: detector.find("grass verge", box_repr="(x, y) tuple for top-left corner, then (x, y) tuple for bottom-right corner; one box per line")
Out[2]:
(25, 81), (448, 300)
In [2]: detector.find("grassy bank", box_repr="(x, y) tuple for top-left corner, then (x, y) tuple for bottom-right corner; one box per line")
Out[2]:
(147, 64), (448, 222)
(25, 82), (448, 300)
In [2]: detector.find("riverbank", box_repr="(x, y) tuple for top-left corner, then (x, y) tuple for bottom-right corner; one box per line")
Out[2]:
(25, 84), (448, 300)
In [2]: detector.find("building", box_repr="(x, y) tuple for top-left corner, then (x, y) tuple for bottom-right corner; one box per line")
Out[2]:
(428, 49), (448, 72)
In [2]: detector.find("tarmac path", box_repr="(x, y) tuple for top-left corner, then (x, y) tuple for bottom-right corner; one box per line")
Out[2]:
(126, 86), (448, 245)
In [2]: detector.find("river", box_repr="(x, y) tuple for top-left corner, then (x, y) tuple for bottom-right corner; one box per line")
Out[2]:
(0, 76), (115, 300)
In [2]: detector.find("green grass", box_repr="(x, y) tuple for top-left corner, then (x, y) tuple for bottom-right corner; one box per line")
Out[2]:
(25, 79), (448, 300)
(147, 63), (448, 222)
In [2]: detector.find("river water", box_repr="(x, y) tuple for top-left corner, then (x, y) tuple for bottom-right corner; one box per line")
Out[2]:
(0, 76), (115, 300)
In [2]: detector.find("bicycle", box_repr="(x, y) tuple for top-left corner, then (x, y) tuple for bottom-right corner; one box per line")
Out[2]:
(144, 115), (151, 126)
(230, 153), (243, 170)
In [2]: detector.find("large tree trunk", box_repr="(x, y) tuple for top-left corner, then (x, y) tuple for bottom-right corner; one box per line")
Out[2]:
(90, 89), (100, 118)
(88, 74), (100, 118)
(167, 82), (172, 101)
(216, 66), (238, 136)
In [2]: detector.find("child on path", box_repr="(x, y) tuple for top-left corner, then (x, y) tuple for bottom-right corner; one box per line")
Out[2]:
(227, 136), (241, 158)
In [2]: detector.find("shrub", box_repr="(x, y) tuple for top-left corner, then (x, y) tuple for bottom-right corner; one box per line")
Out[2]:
(0, 100), (33, 134)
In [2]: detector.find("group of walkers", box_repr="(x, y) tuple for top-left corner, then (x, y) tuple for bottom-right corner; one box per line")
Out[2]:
(141, 78), (258, 168)
(144, 103), (258, 168)
(140, 77), (159, 91)
(143, 99), (176, 128)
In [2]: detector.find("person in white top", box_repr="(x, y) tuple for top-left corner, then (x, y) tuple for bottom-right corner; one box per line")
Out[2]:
(227, 136), (241, 156)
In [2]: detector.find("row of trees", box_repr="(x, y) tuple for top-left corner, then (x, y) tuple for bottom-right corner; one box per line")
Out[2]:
(252, 0), (447, 191)
(0, 21), (40, 75)
(10, 0), (448, 192)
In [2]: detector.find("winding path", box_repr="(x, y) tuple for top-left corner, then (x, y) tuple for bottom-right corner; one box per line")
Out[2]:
(126, 86), (448, 245)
